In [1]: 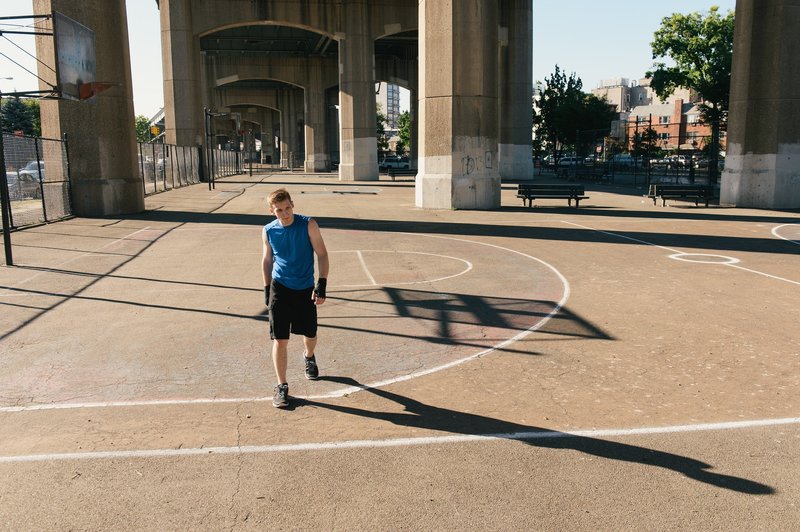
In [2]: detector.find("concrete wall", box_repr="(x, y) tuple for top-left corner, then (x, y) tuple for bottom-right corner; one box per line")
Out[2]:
(721, 0), (800, 209)
(33, 0), (144, 216)
(416, 0), (501, 209)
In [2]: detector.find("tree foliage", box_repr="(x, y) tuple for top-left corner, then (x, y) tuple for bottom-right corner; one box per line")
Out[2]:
(632, 127), (660, 160)
(647, 6), (734, 122)
(396, 110), (411, 155)
(647, 7), (734, 180)
(376, 105), (389, 153)
(533, 65), (616, 161)
(135, 114), (151, 142)
(1, 96), (38, 136)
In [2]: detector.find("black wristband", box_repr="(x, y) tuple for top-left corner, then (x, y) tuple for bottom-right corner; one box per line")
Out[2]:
(314, 278), (327, 299)
(264, 285), (271, 306)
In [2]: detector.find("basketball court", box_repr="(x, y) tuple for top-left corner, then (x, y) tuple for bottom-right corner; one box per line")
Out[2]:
(0, 173), (798, 529)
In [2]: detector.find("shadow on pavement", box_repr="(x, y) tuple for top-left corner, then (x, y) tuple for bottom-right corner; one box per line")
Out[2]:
(305, 376), (774, 496)
(127, 209), (800, 257)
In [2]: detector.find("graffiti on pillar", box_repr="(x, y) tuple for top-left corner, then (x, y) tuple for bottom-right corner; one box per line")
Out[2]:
(462, 155), (476, 175)
(485, 151), (493, 169)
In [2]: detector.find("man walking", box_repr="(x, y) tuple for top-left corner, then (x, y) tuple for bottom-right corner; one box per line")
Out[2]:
(262, 188), (329, 408)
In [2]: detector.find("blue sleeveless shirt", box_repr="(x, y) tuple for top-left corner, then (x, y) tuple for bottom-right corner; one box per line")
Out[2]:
(265, 214), (315, 290)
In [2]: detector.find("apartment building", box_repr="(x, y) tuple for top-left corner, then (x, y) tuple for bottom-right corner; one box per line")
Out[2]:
(376, 81), (401, 131)
(592, 77), (699, 113)
(623, 99), (726, 153)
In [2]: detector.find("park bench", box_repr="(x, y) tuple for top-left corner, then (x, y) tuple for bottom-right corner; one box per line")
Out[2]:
(387, 168), (416, 180)
(646, 184), (714, 207)
(517, 183), (588, 208)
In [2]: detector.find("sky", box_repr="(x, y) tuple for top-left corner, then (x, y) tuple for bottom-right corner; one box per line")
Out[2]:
(1, 1), (736, 119)
(533, 1), (736, 89)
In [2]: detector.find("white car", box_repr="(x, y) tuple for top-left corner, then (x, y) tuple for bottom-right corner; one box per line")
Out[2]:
(557, 156), (582, 167)
(17, 160), (45, 181)
(379, 156), (409, 170)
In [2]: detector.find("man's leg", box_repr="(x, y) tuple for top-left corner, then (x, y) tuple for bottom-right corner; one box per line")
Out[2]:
(302, 336), (317, 358)
(302, 336), (319, 380)
(272, 339), (290, 384)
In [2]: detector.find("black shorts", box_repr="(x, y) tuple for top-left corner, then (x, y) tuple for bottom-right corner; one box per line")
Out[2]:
(269, 280), (318, 340)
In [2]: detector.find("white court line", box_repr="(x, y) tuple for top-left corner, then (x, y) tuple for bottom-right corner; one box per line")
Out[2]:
(0, 234), (569, 413)
(337, 250), (473, 288)
(726, 264), (800, 286)
(772, 223), (800, 245)
(1, 417), (798, 464)
(0, 227), (153, 296)
(562, 221), (683, 254)
(566, 221), (800, 286)
(355, 250), (378, 286)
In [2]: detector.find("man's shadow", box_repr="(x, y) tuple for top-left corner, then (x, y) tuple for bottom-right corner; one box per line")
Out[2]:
(302, 376), (773, 495)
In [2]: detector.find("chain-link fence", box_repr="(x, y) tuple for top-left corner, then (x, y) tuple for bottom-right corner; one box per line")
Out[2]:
(137, 143), (203, 196)
(2, 133), (71, 230)
(544, 123), (726, 186)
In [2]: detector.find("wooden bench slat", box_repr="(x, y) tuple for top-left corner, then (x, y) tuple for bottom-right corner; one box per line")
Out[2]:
(517, 183), (588, 207)
(645, 184), (714, 206)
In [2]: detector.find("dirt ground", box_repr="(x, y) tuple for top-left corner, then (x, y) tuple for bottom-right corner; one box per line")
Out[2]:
(1, 172), (799, 530)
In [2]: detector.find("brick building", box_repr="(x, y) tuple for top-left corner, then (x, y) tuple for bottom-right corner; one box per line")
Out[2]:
(622, 99), (726, 154)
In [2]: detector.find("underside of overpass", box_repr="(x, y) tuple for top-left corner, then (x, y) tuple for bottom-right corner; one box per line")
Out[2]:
(32, 0), (800, 214)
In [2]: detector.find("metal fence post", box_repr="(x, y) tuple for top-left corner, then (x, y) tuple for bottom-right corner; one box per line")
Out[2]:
(63, 133), (73, 214)
(33, 137), (48, 222)
(0, 128), (15, 266)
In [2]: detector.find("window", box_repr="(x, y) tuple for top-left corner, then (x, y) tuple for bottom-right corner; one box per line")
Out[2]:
(658, 132), (669, 141)
(658, 116), (670, 124)
(687, 114), (700, 124)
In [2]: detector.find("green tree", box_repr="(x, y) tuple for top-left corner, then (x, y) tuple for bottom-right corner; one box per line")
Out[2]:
(647, 6), (734, 181)
(1, 96), (35, 135)
(533, 66), (584, 165)
(376, 108), (389, 153)
(396, 110), (411, 156)
(632, 127), (659, 162)
(22, 99), (41, 137)
(135, 114), (151, 142)
(533, 65), (615, 168)
(575, 94), (617, 157)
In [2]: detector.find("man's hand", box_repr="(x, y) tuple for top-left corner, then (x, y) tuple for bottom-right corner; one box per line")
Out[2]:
(313, 278), (327, 305)
(264, 285), (270, 306)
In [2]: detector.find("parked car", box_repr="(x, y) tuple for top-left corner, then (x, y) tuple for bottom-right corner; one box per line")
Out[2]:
(693, 156), (726, 171)
(658, 154), (690, 169)
(18, 160), (45, 181)
(379, 155), (409, 170)
(557, 156), (582, 167)
(609, 154), (635, 168)
(6, 172), (42, 199)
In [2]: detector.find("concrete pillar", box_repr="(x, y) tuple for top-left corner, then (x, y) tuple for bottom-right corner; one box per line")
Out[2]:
(294, 88), (305, 165)
(279, 89), (290, 168)
(416, 1), (500, 209)
(33, 0), (144, 216)
(160, 0), (202, 147)
(338, 2), (378, 181)
(499, 0), (533, 180)
(721, 0), (800, 209)
(410, 88), (419, 170)
(304, 65), (330, 172)
(262, 109), (275, 164)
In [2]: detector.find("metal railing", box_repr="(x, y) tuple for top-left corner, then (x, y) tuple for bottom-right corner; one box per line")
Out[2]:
(137, 143), (203, 195)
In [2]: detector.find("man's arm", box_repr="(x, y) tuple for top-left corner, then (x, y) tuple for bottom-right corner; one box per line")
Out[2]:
(262, 231), (273, 305)
(308, 219), (329, 303)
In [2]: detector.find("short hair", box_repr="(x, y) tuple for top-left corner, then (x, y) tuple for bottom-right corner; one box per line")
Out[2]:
(268, 188), (292, 206)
